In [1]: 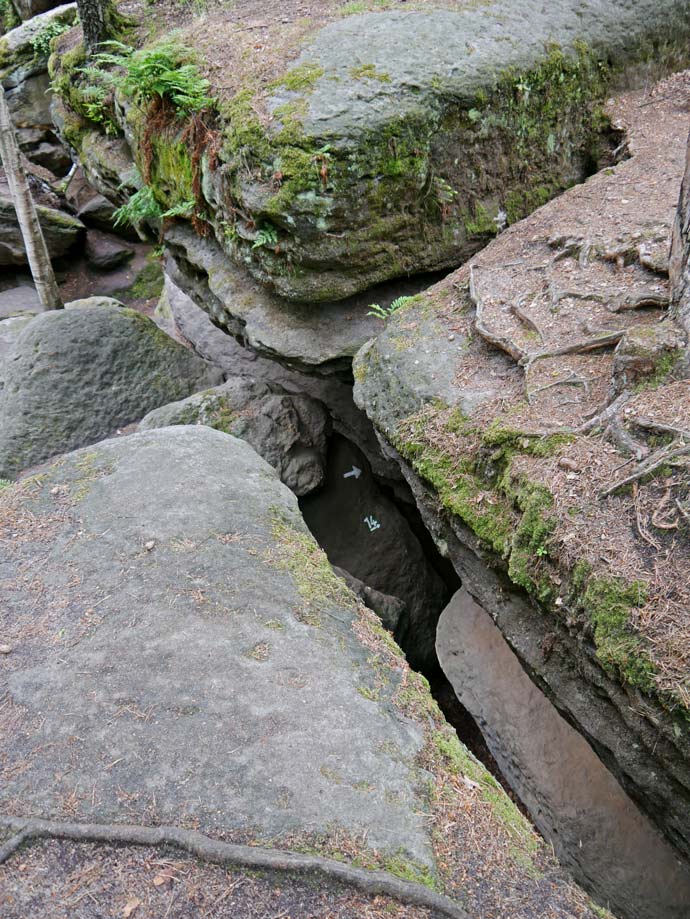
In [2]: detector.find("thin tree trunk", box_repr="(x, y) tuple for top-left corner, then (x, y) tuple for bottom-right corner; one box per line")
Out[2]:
(0, 85), (62, 311)
(670, 130), (690, 356)
(77, 0), (111, 55)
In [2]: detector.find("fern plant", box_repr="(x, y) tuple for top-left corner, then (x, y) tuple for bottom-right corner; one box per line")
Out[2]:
(252, 223), (279, 250)
(113, 186), (198, 228)
(113, 186), (162, 227)
(93, 39), (213, 114)
(367, 294), (414, 320)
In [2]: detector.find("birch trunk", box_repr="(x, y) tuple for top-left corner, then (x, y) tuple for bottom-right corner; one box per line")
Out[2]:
(0, 85), (62, 311)
(670, 131), (690, 356)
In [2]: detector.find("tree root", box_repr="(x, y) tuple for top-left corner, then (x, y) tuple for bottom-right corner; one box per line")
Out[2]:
(608, 292), (669, 313)
(599, 443), (690, 499)
(629, 416), (690, 441)
(0, 816), (468, 919)
(606, 413), (650, 460)
(578, 392), (632, 434)
(510, 297), (544, 340)
(527, 373), (589, 405)
(521, 329), (625, 373)
(469, 267), (526, 362)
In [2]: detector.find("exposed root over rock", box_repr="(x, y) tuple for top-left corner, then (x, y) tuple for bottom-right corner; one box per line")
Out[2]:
(0, 816), (467, 919)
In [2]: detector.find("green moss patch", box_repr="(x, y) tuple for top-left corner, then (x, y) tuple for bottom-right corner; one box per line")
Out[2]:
(266, 514), (358, 625)
(578, 573), (656, 692)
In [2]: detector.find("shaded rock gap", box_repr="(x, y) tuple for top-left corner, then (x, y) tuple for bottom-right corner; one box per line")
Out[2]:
(295, 427), (524, 806)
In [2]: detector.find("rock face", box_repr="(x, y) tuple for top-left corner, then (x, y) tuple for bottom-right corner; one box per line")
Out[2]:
(54, 0), (690, 305)
(0, 426), (604, 918)
(0, 301), (222, 478)
(354, 75), (690, 862)
(139, 378), (331, 496)
(0, 282), (40, 318)
(0, 5), (76, 172)
(0, 315), (30, 391)
(0, 179), (84, 265)
(84, 228), (135, 269)
(332, 566), (406, 634)
(155, 274), (402, 481)
(300, 434), (449, 665)
(437, 589), (690, 919)
(12, 0), (64, 21)
(165, 226), (416, 375)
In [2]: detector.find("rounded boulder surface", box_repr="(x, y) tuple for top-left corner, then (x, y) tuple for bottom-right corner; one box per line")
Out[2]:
(0, 303), (223, 478)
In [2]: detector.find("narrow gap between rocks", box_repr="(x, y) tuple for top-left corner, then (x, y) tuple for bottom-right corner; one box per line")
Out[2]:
(297, 417), (690, 919)
(297, 429), (518, 802)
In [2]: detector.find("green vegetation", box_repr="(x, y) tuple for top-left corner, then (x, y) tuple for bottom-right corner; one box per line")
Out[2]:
(112, 185), (161, 227)
(31, 18), (73, 58)
(51, 36), (215, 232)
(0, 0), (18, 34)
(506, 482), (556, 602)
(367, 294), (416, 320)
(111, 255), (164, 302)
(433, 725), (538, 854)
(350, 62), (391, 82)
(252, 222), (279, 250)
(579, 572), (656, 692)
(275, 61), (324, 92)
(464, 201), (497, 237)
(112, 185), (196, 228)
(92, 38), (213, 114)
(398, 414), (565, 593)
(632, 350), (682, 392)
(398, 405), (665, 698)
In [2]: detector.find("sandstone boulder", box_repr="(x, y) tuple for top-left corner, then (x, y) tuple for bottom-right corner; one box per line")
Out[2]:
(139, 377), (330, 496)
(54, 0), (690, 303)
(0, 426), (606, 919)
(0, 5), (76, 172)
(0, 300), (222, 478)
(0, 180), (84, 265)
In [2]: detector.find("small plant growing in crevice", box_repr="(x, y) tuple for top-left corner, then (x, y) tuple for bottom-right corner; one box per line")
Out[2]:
(367, 294), (414, 320)
(252, 222), (279, 250)
(113, 186), (198, 228)
(78, 37), (218, 236)
(0, 0), (19, 33)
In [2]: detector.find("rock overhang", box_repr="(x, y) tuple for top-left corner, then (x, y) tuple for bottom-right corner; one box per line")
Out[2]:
(51, 0), (690, 312)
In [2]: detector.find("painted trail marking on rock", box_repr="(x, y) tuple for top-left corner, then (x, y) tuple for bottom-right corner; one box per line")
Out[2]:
(363, 515), (381, 533)
(343, 466), (362, 479)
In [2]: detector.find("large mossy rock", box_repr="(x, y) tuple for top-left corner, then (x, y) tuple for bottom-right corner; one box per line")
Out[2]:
(0, 301), (222, 478)
(139, 377), (331, 496)
(54, 0), (690, 304)
(0, 426), (604, 918)
(354, 75), (690, 861)
(164, 226), (386, 374)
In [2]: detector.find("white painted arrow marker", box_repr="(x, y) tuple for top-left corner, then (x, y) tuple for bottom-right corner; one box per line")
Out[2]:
(343, 466), (362, 480)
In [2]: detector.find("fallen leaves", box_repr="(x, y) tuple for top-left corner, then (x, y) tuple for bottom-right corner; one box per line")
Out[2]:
(123, 896), (142, 917)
